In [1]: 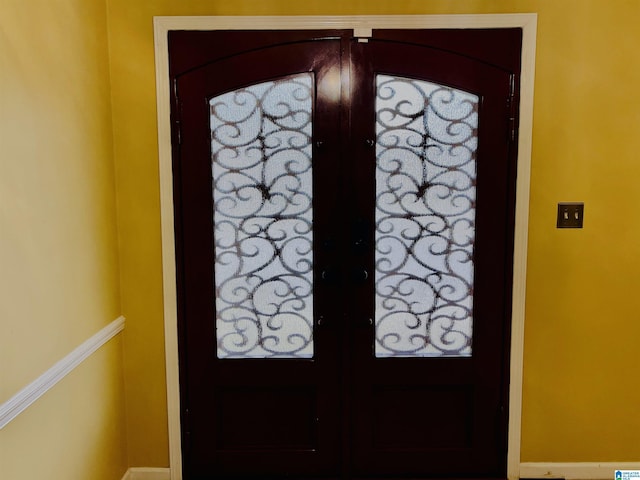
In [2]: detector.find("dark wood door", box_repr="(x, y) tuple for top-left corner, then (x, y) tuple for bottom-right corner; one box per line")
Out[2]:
(169, 28), (521, 480)
(348, 31), (520, 478)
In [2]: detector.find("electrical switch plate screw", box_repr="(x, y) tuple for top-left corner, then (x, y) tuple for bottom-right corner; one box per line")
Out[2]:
(557, 202), (584, 228)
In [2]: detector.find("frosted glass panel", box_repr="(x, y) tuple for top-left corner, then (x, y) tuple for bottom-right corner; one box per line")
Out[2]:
(375, 75), (478, 357)
(210, 74), (314, 359)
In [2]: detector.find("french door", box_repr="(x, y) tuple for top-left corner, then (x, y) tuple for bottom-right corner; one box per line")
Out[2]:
(169, 28), (521, 480)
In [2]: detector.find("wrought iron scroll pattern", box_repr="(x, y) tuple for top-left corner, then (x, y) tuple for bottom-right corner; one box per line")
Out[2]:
(210, 74), (314, 359)
(375, 75), (479, 357)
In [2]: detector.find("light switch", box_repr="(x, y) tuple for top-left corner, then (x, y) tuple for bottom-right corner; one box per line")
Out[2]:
(557, 202), (584, 228)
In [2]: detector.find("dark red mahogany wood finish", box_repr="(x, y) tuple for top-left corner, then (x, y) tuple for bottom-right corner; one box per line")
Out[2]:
(169, 28), (522, 480)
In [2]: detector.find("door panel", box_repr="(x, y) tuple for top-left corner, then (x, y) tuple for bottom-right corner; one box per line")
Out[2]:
(348, 36), (517, 477)
(174, 36), (348, 477)
(169, 28), (521, 480)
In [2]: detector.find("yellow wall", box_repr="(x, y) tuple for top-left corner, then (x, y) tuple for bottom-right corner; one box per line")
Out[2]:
(0, 0), (127, 478)
(0, 338), (128, 480)
(105, 0), (640, 467)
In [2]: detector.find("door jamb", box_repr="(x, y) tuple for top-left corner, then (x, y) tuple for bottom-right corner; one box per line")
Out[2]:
(153, 14), (537, 480)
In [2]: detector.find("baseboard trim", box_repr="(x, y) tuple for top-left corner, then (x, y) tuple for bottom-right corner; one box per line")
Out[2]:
(520, 462), (640, 479)
(0, 316), (125, 429)
(122, 467), (171, 480)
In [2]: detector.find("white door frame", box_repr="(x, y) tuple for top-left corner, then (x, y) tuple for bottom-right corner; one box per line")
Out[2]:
(154, 14), (537, 480)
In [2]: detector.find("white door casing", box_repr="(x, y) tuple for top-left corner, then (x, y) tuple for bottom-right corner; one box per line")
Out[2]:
(153, 14), (537, 480)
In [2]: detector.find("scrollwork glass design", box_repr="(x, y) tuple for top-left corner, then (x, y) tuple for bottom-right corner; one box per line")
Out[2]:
(210, 74), (314, 359)
(375, 75), (479, 357)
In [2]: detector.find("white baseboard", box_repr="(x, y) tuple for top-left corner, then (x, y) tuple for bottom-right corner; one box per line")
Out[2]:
(520, 462), (640, 479)
(121, 467), (171, 480)
(0, 316), (125, 429)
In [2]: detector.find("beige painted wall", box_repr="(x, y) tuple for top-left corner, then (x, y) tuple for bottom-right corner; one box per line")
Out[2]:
(105, 0), (640, 468)
(0, 0), (127, 478)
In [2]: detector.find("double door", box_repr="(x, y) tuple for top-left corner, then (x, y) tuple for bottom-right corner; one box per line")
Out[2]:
(169, 28), (521, 480)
